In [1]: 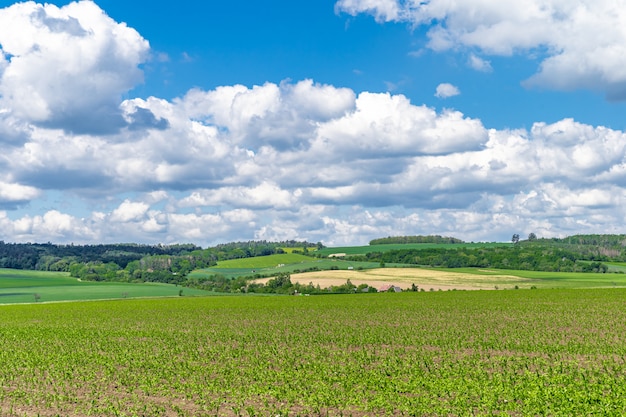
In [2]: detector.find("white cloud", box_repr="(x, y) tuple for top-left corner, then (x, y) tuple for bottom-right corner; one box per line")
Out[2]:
(468, 54), (492, 72)
(0, 181), (40, 204)
(435, 83), (460, 98)
(0, 1), (149, 133)
(336, 0), (626, 99)
(0, 210), (97, 242)
(283, 79), (356, 120)
(313, 91), (486, 157)
(4, 70), (626, 244)
(179, 79), (355, 150)
(0, 110), (31, 145)
(3, 2), (626, 245)
(179, 182), (300, 210)
(110, 200), (150, 223)
(335, 0), (402, 22)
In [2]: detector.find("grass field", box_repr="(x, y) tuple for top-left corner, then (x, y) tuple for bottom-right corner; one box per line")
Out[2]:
(606, 262), (626, 273)
(316, 242), (510, 257)
(211, 253), (313, 269)
(1, 290), (626, 416)
(190, 255), (382, 280)
(0, 268), (212, 304)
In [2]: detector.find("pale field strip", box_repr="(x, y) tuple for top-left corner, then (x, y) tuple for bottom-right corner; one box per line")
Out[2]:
(255, 268), (528, 291)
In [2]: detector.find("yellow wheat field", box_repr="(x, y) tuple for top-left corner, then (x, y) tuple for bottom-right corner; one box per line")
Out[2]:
(255, 268), (528, 291)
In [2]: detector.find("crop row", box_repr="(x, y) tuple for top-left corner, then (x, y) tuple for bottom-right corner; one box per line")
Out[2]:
(0, 290), (625, 416)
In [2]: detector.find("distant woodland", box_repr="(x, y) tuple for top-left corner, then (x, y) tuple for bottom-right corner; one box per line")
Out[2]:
(0, 240), (318, 285)
(2, 234), (626, 291)
(370, 235), (465, 245)
(356, 234), (626, 273)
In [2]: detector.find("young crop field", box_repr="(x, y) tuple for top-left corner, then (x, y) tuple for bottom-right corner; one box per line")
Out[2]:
(0, 268), (212, 304)
(1, 290), (626, 416)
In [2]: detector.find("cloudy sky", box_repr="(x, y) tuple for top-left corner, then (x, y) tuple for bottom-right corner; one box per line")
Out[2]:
(1, 0), (626, 247)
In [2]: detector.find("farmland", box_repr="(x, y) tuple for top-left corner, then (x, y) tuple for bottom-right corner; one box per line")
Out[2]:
(189, 254), (382, 281)
(195, 251), (626, 292)
(3, 236), (626, 415)
(0, 268), (212, 304)
(4, 235), (626, 291)
(1, 290), (626, 416)
(274, 266), (626, 291)
(315, 242), (509, 257)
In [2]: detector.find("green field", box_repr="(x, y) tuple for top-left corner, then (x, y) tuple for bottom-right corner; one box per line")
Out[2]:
(193, 256), (626, 289)
(456, 267), (626, 288)
(606, 262), (626, 273)
(210, 253), (313, 269)
(1, 290), (626, 416)
(190, 254), (383, 280)
(0, 268), (212, 304)
(316, 242), (510, 257)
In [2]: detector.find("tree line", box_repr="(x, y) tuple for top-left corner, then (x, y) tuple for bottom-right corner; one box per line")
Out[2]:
(370, 235), (464, 245)
(0, 240), (320, 285)
(187, 272), (384, 295)
(0, 241), (200, 270)
(348, 244), (613, 272)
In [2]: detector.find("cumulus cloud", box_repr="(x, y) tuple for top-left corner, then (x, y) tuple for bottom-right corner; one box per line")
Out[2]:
(0, 79), (486, 199)
(313, 91), (486, 158)
(435, 83), (460, 98)
(336, 0), (626, 99)
(468, 54), (492, 72)
(179, 182), (301, 210)
(4, 70), (626, 244)
(3, 1), (626, 245)
(0, 110), (31, 145)
(0, 210), (97, 242)
(0, 1), (149, 133)
(335, 0), (402, 22)
(110, 200), (150, 223)
(0, 181), (40, 208)
(179, 79), (355, 151)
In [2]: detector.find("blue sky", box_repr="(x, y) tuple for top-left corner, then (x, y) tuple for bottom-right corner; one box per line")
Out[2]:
(108, 0), (626, 130)
(1, 0), (626, 246)
(46, 0), (626, 130)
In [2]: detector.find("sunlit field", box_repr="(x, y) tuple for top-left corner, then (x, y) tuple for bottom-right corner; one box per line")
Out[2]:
(0, 268), (212, 304)
(190, 255), (382, 280)
(1, 290), (626, 416)
(315, 242), (510, 257)
(253, 266), (626, 291)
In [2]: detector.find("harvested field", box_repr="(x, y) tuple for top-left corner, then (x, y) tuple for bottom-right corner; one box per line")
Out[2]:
(255, 267), (528, 290)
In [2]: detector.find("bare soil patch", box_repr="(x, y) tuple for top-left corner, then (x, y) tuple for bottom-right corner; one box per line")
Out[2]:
(255, 268), (527, 291)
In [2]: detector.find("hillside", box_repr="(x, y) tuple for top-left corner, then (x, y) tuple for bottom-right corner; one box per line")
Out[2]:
(0, 268), (212, 304)
(3, 234), (626, 294)
(316, 242), (508, 257)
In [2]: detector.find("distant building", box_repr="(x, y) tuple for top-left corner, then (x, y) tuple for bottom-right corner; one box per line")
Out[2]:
(378, 284), (402, 293)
